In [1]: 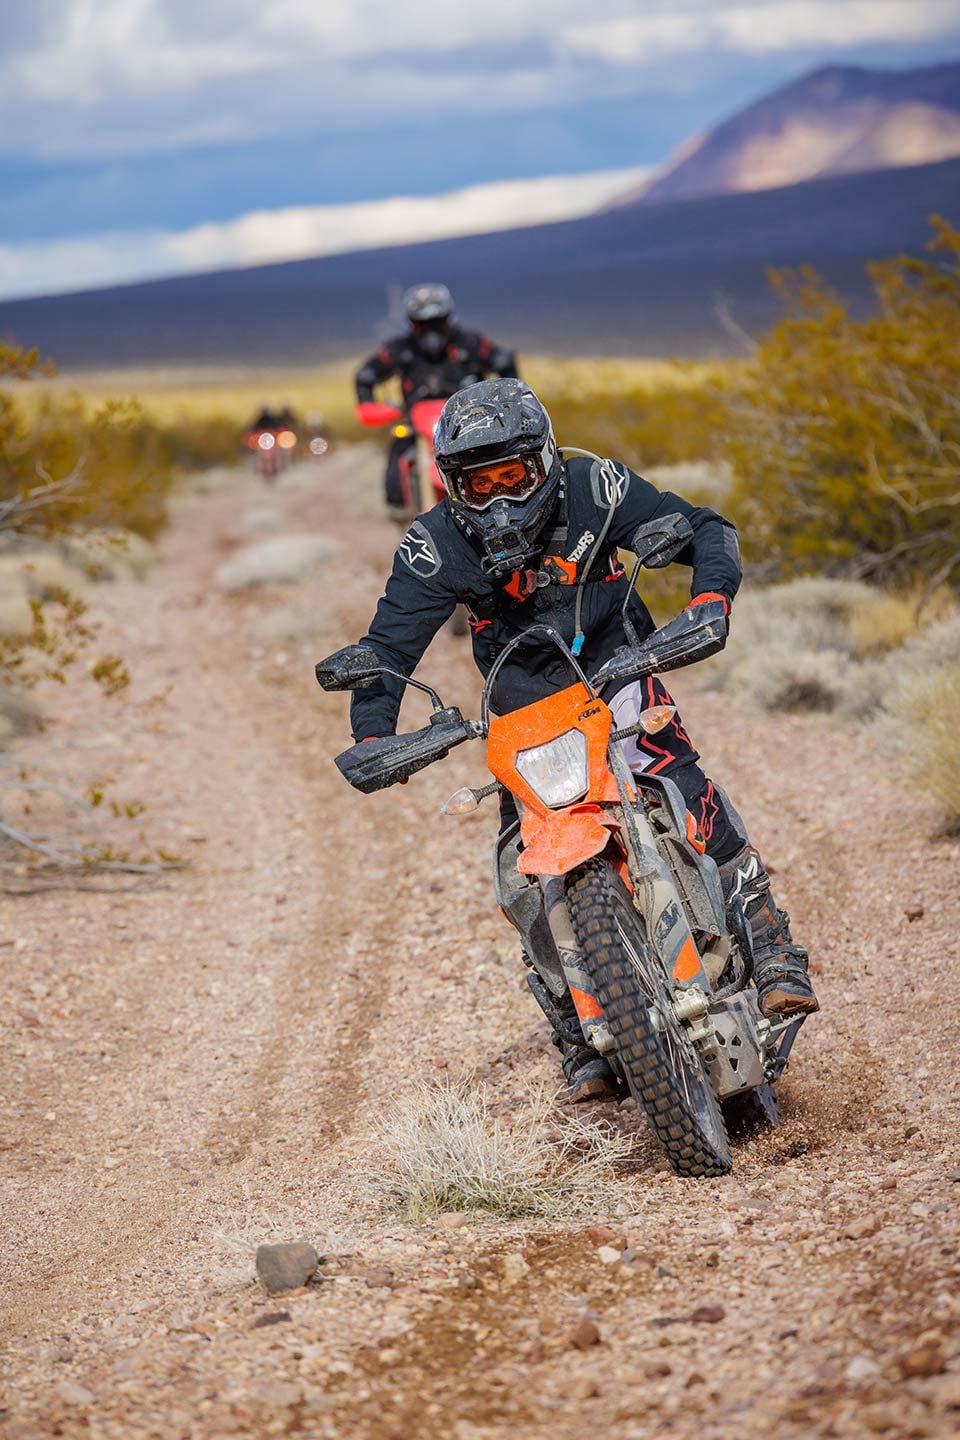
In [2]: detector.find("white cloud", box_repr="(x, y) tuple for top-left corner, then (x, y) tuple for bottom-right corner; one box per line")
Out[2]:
(5, 1), (958, 163)
(563, 1), (960, 63)
(8, 0), (284, 105)
(0, 165), (652, 301)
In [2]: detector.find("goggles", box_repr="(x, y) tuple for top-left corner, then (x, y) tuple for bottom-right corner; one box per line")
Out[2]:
(448, 453), (545, 511)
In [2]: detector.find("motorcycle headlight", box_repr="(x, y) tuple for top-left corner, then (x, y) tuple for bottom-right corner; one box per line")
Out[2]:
(515, 729), (588, 808)
(258, 432), (276, 451)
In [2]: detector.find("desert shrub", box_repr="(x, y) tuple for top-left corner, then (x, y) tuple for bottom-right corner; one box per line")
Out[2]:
(705, 578), (958, 717)
(528, 358), (731, 473)
(725, 645), (853, 714)
(0, 342), (184, 872)
(725, 217), (960, 590)
(3, 391), (235, 543)
(883, 666), (960, 832)
(359, 1080), (631, 1221)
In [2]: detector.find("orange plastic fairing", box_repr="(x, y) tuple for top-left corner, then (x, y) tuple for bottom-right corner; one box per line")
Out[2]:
(487, 683), (623, 817)
(517, 804), (618, 877)
(488, 682), (636, 877)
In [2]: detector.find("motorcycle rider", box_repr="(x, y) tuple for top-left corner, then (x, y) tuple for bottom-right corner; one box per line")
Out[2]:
(355, 283), (518, 515)
(347, 379), (819, 1102)
(249, 405), (279, 433)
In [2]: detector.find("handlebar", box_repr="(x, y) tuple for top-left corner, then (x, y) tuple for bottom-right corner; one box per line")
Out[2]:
(327, 600), (729, 794)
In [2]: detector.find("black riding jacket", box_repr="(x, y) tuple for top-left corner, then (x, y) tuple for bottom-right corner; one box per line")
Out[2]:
(350, 456), (742, 740)
(355, 325), (517, 410)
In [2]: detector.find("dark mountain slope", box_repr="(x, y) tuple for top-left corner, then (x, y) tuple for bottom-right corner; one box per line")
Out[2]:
(1, 155), (957, 367)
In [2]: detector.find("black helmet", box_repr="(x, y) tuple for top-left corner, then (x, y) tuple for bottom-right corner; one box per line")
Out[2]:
(403, 282), (454, 324)
(434, 379), (561, 577)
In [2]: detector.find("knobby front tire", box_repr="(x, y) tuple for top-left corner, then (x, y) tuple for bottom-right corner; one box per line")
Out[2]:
(565, 858), (732, 1178)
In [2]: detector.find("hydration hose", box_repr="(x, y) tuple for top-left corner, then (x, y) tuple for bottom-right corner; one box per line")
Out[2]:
(559, 447), (624, 657)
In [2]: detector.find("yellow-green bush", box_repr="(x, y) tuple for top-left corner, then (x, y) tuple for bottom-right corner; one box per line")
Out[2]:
(526, 357), (732, 471)
(725, 217), (960, 590)
(2, 351), (237, 541)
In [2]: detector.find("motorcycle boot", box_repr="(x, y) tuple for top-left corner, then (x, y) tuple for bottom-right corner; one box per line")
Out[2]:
(551, 986), (620, 1103)
(718, 843), (819, 1018)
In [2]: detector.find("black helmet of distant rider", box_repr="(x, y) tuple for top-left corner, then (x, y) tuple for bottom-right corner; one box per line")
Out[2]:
(434, 379), (562, 578)
(404, 282), (455, 360)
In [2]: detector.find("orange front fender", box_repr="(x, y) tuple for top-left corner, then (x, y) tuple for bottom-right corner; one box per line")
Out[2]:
(518, 804), (619, 878)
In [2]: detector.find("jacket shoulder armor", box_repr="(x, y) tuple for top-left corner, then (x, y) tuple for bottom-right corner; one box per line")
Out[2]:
(563, 454), (629, 512)
(397, 515), (444, 578)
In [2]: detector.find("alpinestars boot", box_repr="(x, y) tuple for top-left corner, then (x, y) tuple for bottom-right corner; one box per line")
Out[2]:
(718, 843), (819, 1018)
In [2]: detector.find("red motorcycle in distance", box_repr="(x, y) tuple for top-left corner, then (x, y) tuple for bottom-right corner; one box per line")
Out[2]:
(357, 399), (446, 522)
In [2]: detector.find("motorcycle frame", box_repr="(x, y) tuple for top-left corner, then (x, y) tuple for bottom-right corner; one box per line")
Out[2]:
(489, 680), (782, 1098)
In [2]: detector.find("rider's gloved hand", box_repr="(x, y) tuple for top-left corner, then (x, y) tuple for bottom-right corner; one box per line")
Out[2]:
(685, 592), (730, 615)
(356, 401), (400, 427)
(360, 736), (407, 783)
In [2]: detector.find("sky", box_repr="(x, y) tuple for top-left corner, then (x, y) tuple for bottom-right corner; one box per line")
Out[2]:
(2, 0), (959, 299)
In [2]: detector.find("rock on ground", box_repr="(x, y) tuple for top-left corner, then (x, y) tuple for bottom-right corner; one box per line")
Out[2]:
(215, 534), (337, 590)
(255, 1242), (320, 1295)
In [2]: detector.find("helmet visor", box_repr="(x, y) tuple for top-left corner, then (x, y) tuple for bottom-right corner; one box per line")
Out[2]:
(452, 453), (544, 510)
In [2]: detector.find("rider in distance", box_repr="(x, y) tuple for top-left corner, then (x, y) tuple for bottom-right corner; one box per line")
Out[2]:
(355, 283), (518, 515)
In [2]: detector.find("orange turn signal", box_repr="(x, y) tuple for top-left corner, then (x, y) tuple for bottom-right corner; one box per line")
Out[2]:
(638, 705), (676, 734)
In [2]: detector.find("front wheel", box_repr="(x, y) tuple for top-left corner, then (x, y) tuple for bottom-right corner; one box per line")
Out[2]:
(565, 858), (732, 1177)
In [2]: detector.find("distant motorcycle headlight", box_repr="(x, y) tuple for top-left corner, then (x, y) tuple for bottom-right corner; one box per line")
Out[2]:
(258, 432), (276, 451)
(515, 729), (588, 808)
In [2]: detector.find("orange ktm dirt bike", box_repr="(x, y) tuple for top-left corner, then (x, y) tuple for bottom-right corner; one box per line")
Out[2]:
(316, 517), (806, 1177)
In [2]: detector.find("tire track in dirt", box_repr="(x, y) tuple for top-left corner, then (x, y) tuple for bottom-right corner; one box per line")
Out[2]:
(2, 451), (959, 1439)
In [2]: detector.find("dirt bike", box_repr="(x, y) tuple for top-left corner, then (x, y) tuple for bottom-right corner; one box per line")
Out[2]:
(316, 515), (806, 1177)
(244, 426), (299, 480)
(357, 398), (468, 635)
(357, 398), (447, 521)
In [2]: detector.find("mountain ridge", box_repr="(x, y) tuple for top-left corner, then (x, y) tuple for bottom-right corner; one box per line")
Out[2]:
(609, 59), (960, 208)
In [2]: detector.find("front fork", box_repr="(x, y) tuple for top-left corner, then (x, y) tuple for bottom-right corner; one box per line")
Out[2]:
(541, 876), (616, 1056)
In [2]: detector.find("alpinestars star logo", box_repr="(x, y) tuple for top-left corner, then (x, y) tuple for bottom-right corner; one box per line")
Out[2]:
(729, 852), (762, 907)
(590, 460), (629, 508)
(398, 520), (442, 577)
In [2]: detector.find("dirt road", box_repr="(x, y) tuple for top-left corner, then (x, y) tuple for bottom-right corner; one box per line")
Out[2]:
(2, 452), (959, 1438)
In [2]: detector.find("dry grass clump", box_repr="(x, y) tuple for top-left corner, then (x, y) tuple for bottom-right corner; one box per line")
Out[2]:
(359, 1080), (632, 1222)
(848, 591), (924, 658)
(705, 579), (958, 718)
(883, 666), (960, 833)
(730, 645), (853, 714)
